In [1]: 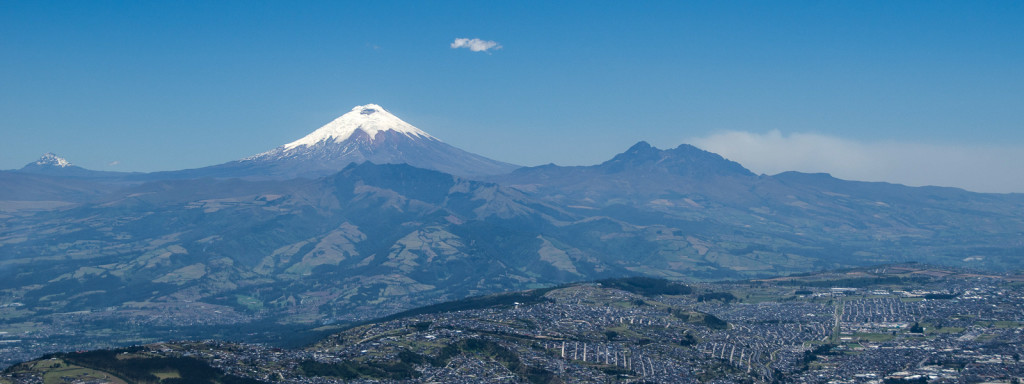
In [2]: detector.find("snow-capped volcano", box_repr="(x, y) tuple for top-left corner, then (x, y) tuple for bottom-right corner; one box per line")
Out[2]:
(177, 104), (519, 180)
(32, 153), (72, 168)
(16, 152), (129, 178)
(18, 153), (140, 180)
(19, 152), (82, 174)
(280, 104), (434, 151)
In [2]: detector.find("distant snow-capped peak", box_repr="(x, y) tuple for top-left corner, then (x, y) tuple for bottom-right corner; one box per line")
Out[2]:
(34, 153), (72, 167)
(282, 104), (435, 151)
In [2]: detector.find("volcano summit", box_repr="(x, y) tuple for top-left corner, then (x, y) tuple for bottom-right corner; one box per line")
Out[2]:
(173, 104), (519, 180)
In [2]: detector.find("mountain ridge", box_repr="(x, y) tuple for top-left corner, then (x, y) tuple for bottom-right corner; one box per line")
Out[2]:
(3, 115), (1024, 366)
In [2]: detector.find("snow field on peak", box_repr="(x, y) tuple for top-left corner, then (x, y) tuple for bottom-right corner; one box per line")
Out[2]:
(36, 153), (72, 167)
(282, 104), (435, 151)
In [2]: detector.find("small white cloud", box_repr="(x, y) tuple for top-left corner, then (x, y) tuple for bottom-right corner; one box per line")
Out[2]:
(107, 160), (120, 166)
(689, 130), (1024, 193)
(451, 38), (502, 53)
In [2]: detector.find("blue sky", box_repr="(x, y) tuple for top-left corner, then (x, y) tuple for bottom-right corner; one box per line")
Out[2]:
(2, 1), (1023, 192)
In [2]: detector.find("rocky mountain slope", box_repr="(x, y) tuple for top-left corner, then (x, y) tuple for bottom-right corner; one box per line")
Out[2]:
(495, 141), (1024, 272)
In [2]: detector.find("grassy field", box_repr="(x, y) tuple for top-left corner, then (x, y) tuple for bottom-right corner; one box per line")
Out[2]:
(152, 370), (182, 380)
(853, 332), (895, 342)
(976, 320), (1024, 329)
(236, 294), (265, 311)
(15, 359), (130, 384)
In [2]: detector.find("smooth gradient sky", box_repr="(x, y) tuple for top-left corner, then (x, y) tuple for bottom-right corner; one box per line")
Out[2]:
(3, 1), (1023, 192)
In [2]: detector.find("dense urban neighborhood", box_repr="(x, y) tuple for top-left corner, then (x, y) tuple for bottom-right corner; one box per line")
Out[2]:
(4, 264), (1024, 383)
